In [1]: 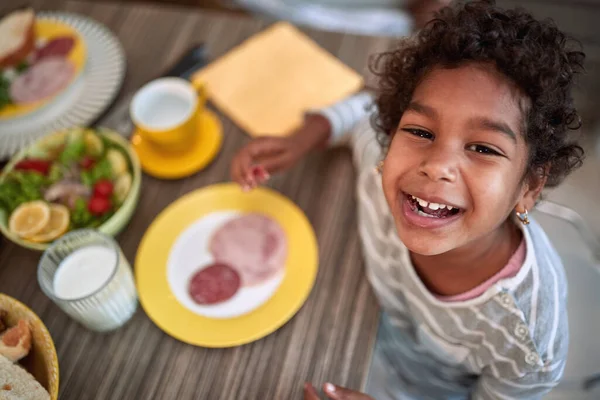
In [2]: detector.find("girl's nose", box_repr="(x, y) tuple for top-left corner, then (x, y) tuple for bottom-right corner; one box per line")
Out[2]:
(418, 145), (458, 183)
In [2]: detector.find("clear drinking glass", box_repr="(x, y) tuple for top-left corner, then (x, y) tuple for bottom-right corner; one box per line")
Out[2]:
(38, 229), (138, 332)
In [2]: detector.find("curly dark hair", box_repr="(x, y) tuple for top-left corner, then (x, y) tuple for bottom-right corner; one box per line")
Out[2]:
(370, 0), (585, 187)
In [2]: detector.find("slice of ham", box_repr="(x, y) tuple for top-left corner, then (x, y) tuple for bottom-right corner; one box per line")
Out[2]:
(10, 56), (75, 104)
(209, 213), (287, 286)
(34, 36), (75, 61)
(188, 263), (241, 305)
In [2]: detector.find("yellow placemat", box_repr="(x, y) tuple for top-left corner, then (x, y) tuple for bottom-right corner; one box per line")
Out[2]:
(192, 22), (364, 137)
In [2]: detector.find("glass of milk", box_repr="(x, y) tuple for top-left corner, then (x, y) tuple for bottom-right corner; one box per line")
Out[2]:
(38, 229), (138, 332)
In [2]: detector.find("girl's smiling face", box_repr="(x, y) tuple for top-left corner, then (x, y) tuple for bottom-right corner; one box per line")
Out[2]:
(382, 63), (539, 256)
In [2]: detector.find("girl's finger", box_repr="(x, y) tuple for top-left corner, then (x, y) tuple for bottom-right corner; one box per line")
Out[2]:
(251, 165), (270, 184)
(323, 383), (372, 400)
(244, 168), (257, 190)
(304, 383), (321, 400)
(246, 137), (286, 159)
(231, 146), (258, 188)
(259, 152), (295, 174)
(232, 138), (283, 189)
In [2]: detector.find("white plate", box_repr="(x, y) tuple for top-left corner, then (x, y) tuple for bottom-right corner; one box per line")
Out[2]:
(167, 211), (285, 319)
(0, 12), (126, 159)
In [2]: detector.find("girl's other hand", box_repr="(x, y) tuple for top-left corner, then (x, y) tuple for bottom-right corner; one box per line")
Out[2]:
(304, 382), (375, 400)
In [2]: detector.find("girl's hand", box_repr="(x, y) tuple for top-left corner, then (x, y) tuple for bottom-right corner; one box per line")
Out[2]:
(230, 114), (331, 190)
(304, 382), (374, 400)
(230, 136), (303, 190)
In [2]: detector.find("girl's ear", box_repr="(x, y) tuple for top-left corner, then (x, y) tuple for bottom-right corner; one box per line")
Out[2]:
(515, 166), (548, 213)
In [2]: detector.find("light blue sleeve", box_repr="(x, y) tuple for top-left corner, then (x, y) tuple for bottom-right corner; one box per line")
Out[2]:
(307, 92), (383, 170)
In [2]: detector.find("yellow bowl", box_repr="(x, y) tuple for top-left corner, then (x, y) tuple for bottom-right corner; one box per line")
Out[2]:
(0, 293), (59, 399)
(0, 128), (142, 251)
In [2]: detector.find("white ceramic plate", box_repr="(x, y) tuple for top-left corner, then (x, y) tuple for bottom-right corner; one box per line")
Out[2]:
(0, 12), (126, 159)
(167, 211), (285, 319)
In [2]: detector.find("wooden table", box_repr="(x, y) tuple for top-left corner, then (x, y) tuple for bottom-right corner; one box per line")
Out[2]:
(0, 1), (392, 398)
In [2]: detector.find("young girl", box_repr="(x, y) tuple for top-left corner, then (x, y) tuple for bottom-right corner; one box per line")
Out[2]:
(231, 1), (585, 399)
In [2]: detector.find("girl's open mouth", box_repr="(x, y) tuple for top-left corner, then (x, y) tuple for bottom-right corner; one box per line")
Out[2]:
(406, 194), (461, 218)
(401, 192), (464, 229)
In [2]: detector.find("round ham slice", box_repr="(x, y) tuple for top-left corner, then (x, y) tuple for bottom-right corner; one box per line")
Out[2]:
(188, 263), (241, 305)
(209, 213), (287, 286)
(10, 56), (75, 104)
(35, 36), (75, 61)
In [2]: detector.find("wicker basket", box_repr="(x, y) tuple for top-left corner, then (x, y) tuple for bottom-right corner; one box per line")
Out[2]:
(0, 293), (59, 399)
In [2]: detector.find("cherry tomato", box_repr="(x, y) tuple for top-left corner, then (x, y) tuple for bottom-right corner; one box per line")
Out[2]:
(88, 196), (112, 216)
(80, 156), (96, 170)
(93, 179), (114, 198)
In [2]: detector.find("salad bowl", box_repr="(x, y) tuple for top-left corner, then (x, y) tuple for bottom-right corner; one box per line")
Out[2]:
(0, 127), (141, 251)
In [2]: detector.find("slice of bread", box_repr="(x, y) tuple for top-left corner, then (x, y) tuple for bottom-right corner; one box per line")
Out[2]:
(0, 355), (50, 400)
(0, 8), (36, 68)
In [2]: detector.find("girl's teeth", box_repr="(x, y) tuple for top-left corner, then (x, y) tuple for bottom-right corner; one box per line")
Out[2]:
(411, 194), (457, 212)
(417, 209), (435, 218)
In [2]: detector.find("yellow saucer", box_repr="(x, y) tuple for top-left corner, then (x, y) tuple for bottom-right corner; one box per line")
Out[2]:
(131, 109), (223, 179)
(135, 183), (319, 348)
(0, 19), (87, 120)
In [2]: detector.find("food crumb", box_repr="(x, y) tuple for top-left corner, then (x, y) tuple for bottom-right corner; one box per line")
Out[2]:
(2, 384), (11, 390)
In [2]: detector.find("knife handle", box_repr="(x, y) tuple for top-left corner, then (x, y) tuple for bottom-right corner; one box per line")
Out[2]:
(162, 43), (209, 80)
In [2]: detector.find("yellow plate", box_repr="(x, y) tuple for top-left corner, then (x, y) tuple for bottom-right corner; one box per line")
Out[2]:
(0, 19), (87, 120)
(131, 109), (223, 180)
(135, 183), (318, 347)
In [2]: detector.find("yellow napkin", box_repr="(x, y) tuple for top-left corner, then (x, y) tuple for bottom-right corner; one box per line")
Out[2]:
(193, 22), (364, 137)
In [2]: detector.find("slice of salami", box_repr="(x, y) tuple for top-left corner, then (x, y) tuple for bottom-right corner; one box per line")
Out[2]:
(10, 57), (75, 104)
(188, 263), (241, 305)
(209, 213), (287, 286)
(35, 36), (75, 61)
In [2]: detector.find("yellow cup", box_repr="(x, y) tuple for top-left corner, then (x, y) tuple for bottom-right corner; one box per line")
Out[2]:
(130, 77), (207, 153)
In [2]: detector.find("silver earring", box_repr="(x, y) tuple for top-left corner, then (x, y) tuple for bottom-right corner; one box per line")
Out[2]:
(516, 209), (530, 225)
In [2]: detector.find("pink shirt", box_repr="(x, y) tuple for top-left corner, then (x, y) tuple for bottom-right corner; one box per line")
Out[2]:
(437, 239), (526, 302)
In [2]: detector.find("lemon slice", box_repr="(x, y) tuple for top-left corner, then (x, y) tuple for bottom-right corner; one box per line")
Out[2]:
(8, 201), (51, 239)
(114, 173), (132, 204)
(29, 204), (70, 243)
(106, 149), (128, 176)
(84, 130), (104, 157)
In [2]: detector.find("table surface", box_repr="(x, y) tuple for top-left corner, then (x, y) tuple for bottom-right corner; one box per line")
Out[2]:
(0, 1), (394, 398)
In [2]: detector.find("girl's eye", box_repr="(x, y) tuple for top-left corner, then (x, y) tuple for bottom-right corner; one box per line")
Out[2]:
(467, 144), (502, 156)
(403, 128), (433, 140)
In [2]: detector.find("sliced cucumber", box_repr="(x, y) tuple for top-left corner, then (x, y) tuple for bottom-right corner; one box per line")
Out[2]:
(67, 127), (85, 143)
(114, 172), (132, 204)
(106, 148), (128, 176)
(85, 130), (104, 157)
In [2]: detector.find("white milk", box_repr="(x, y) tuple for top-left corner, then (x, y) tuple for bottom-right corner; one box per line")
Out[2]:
(54, 245), (116, 299)
(53, 245), (138, 331)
